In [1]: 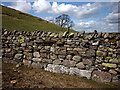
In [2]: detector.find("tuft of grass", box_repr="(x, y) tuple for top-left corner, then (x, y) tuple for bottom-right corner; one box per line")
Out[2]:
(2, 5), (77, 33)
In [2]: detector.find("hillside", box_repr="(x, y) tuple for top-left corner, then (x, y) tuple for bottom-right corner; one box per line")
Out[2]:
(2, 5), (77, 33)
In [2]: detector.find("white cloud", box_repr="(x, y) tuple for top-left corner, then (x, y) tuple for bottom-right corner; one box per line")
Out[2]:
(32, 0), (102, 19)
(110, 0), (120, 2)
(73, 20), (118, 33)
(45, 16), (53, 21)
(73, 3), (102, 19)
(8, 0), (31, 13)
(104, 3), (120, 23)
(1, 3), (4, 6)
(32, 0), (51, 13)
(104, 12), (119, 23)
(48, 2), (77, 15)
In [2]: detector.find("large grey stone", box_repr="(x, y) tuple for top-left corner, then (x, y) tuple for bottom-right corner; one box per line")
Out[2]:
(14, 54), (23, 59)
(76, 62), (85, 69)
(58, 55), (66, 59)
(32, 58), (42, 62)
(69, 67), (92, 79)
(62, 60), (70, 67)
(53, 65), (62, 73)
(117, 40), (120, 47)
(31, 62), (47, 69)
(69, 61), (76, 67)
(109, 69), (117, 75)
(69, 68), (80, 76)
(92, 41), (99, 46)
(86, 50), (95, 57)
(46, 59), (53, 63)
(72, 56), (82, 62)
(50, 47), (55, 52)
(50, 54), (57, 59)
(45, 46), (50, 50)
(79, 70), (92, 79)
(5, 48), (11, 53)
(104, 33), (109, 38)
(53, 60), (61, 65)
(33, 52), (40, 58)
(82, 58), (93, 65)
(92, 70), (112, 82)
(67, 48), (73, 51)
(45, 64), (69, 74)
(42, 59), (51, 63)
(97, 32), (102, 38)
(66, 55), (72, 60)
(21, 43), (26, 47)
(112, 75), (120, 83)
(45, 64), (54, 72)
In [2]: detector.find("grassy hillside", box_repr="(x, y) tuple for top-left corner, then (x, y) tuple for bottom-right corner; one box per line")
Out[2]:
(2, 5), (77, 33)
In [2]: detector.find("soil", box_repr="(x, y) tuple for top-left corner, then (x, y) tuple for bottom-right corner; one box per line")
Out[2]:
(2, 58), (120, 89)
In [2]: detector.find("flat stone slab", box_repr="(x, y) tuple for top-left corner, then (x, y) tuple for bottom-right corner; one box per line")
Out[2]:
(45, 64), (92, 79)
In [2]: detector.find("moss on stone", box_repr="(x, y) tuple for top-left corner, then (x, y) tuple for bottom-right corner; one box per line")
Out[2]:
(107, 57), (112, 59)
(102, 63), (117, 68)
(109, 48), (113, 52)
(109, 59), (118, 63)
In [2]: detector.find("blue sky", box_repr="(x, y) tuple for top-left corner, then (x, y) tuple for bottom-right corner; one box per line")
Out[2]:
(1, 0), (120, 32)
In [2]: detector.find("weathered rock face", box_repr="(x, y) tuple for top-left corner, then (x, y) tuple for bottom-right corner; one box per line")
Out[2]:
(14, 54), (23, 60)
(45, 64), (70, 74)
(69, 67), (92, 79)
(72, 56), (82, 62)
(33, 52), (40, 58)
(2, 29), (120, 83)
(32, 58), (42, 62)
(53, 60), (61, 65)
(92, 70), (112, 82)
(76, 62), (85, 69)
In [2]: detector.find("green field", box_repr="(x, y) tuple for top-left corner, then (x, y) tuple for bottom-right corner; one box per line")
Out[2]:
(2, 5), (77, 33)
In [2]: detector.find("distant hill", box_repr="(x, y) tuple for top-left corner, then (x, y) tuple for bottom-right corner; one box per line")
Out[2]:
(2, 5), (77, 33)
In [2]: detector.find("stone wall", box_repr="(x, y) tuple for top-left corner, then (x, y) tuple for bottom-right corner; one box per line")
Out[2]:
(1, 29), (120, 83)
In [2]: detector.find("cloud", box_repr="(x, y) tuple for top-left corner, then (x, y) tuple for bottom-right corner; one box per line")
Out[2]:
(104, 12), (119, 23)
(45, 16), (53, 21)
(104, 3), (120, 23)
(73, 20), (97, 32)
(1, 3), (4, 6)
(110, 0), (120, 2)
(48, 2), (77, 15)
(32, 0), (102, 19)
(73, 3), (102, 19)
(73, 20), (118, 33)
(8, 0), (31, 13)
(74, 20), (95, 30)
(32, 0), (51, 13)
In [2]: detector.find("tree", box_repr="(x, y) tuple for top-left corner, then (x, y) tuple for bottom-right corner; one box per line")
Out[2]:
(55, 14), (74, 31)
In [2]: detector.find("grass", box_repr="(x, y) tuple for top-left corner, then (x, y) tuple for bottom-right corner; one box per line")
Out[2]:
(2, 5), (77, 33)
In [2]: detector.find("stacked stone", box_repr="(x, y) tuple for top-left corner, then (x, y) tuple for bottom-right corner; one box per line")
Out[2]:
(1, 29), (120, 83)
(92, 33), (120, 83)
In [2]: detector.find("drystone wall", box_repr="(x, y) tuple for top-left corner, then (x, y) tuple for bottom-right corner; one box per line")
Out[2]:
(1, 29), (120, 83)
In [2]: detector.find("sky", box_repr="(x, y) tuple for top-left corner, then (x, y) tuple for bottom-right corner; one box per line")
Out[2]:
(1, 0), (120, 33)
